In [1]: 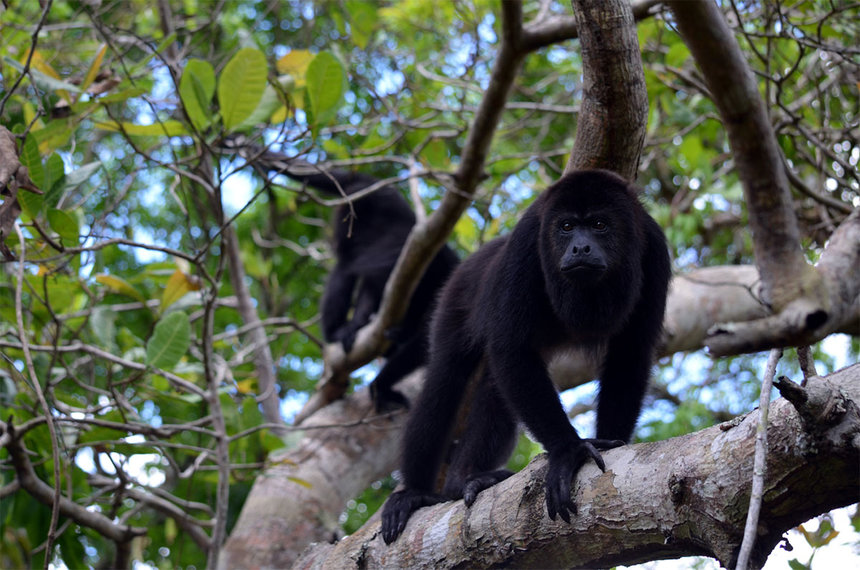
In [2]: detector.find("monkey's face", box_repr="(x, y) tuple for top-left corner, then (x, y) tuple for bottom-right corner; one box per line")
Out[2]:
(541, 196), (633, 286)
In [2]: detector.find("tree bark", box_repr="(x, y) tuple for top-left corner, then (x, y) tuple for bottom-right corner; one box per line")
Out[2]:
(566, 0), (649, 179)
(293, 364), (860, 569)
(706, 208), (860, 356)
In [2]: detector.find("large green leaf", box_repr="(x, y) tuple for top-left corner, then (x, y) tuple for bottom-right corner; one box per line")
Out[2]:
(218, 47), (268, 131)
(146, 311), (191, 370)
(305, 51), (346, 128)
(180, 59), (216, 131)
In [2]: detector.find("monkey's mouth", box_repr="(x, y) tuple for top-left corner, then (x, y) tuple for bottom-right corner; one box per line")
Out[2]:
(560, 261), (606, 273)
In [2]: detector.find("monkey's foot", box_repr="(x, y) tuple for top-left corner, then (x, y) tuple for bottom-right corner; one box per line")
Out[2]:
(462, 469), (513, 506)
(582, 438), (626, 450)
(381, 489), (445, 544)
(545, 440), (611, 523)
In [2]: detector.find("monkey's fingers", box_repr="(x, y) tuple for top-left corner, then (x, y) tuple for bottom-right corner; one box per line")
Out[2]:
(583, 438), (626, 451)
(380, 490), (444, 544)
(581, 441), (607, 472)
(545, 448), (585, 523)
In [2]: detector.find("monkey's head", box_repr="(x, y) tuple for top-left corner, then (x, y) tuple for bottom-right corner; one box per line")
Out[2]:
(538, 170), (647, 331)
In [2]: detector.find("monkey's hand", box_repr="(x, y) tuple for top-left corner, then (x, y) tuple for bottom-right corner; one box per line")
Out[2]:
(545, 440), (611, 523)
(381, 489), (444, 544)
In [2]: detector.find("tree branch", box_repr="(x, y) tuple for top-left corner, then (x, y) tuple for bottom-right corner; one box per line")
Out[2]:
(294, 364), (860, 569)
(667, 1), (821, 313)
(218, 372), (424, 569)
(296, 0), (529, 421)
(566, 0), (648, 179)
(706, 209), (860, 356)
(5, 423), (147, 544)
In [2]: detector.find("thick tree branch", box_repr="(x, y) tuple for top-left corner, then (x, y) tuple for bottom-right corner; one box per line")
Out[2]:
(566, 0), (648, 179)
(706, 209), (860, 356)
(220, 263), (852, 567)
(294, 364), (860, 569)
(667, 1), (823, 314)
(521, 0), (663, 52)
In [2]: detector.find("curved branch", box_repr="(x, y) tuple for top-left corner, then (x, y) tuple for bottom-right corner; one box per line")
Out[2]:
(706, 209), (860, 356)
(5, 423), (147, 543)
(667, 1), (816, 312)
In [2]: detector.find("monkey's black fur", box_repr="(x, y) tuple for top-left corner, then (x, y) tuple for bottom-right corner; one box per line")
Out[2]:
(285, 165), (459, 411)
(381, 170), (671, 543)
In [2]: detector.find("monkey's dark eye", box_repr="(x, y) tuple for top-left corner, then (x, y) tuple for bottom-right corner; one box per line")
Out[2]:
(592, 220), (607, 231)
(560, 221), (574, 232)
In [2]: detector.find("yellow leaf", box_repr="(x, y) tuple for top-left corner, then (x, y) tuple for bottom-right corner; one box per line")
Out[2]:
(95, 274), (145, 302)
(27, 49), (70, 103)
(160, 269), (200, 313)
(270, 105), (290, 124)
(27, 49), (61, 80)
(235, 379), (256, 394)
(276, 50), (314, 83)
(79, 44), (108, 97)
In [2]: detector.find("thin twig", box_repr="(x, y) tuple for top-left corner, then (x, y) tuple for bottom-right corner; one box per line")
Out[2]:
(14, 222), (62, 569)
(736, 347), (782, 570)
(797, 346), (817, 385)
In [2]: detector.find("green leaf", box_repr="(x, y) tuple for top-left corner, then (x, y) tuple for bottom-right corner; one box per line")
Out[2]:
(63, 161), (102, 193)
(218, 47), (268, 131)
(47, 209), (79, 243)
(666, 43), (691, 68)
(18, 193), (43, 220)
(146, 311), (191, 370)
(31, 120), (73, 154)
(20, 135), (44, 189)
(346, 0), (378, 49)
(180, 59), (216, 131)
(3, 56), (81, 93)
(236, 85), (285, 129)
(89, 306), (117, 348)
(44, 153), (65, 193)
(305, 51), (346, 127)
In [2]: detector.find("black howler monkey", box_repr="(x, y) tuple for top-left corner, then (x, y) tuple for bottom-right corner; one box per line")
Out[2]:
(284, 163), (460, 411)
(381, 169), (671, 543)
